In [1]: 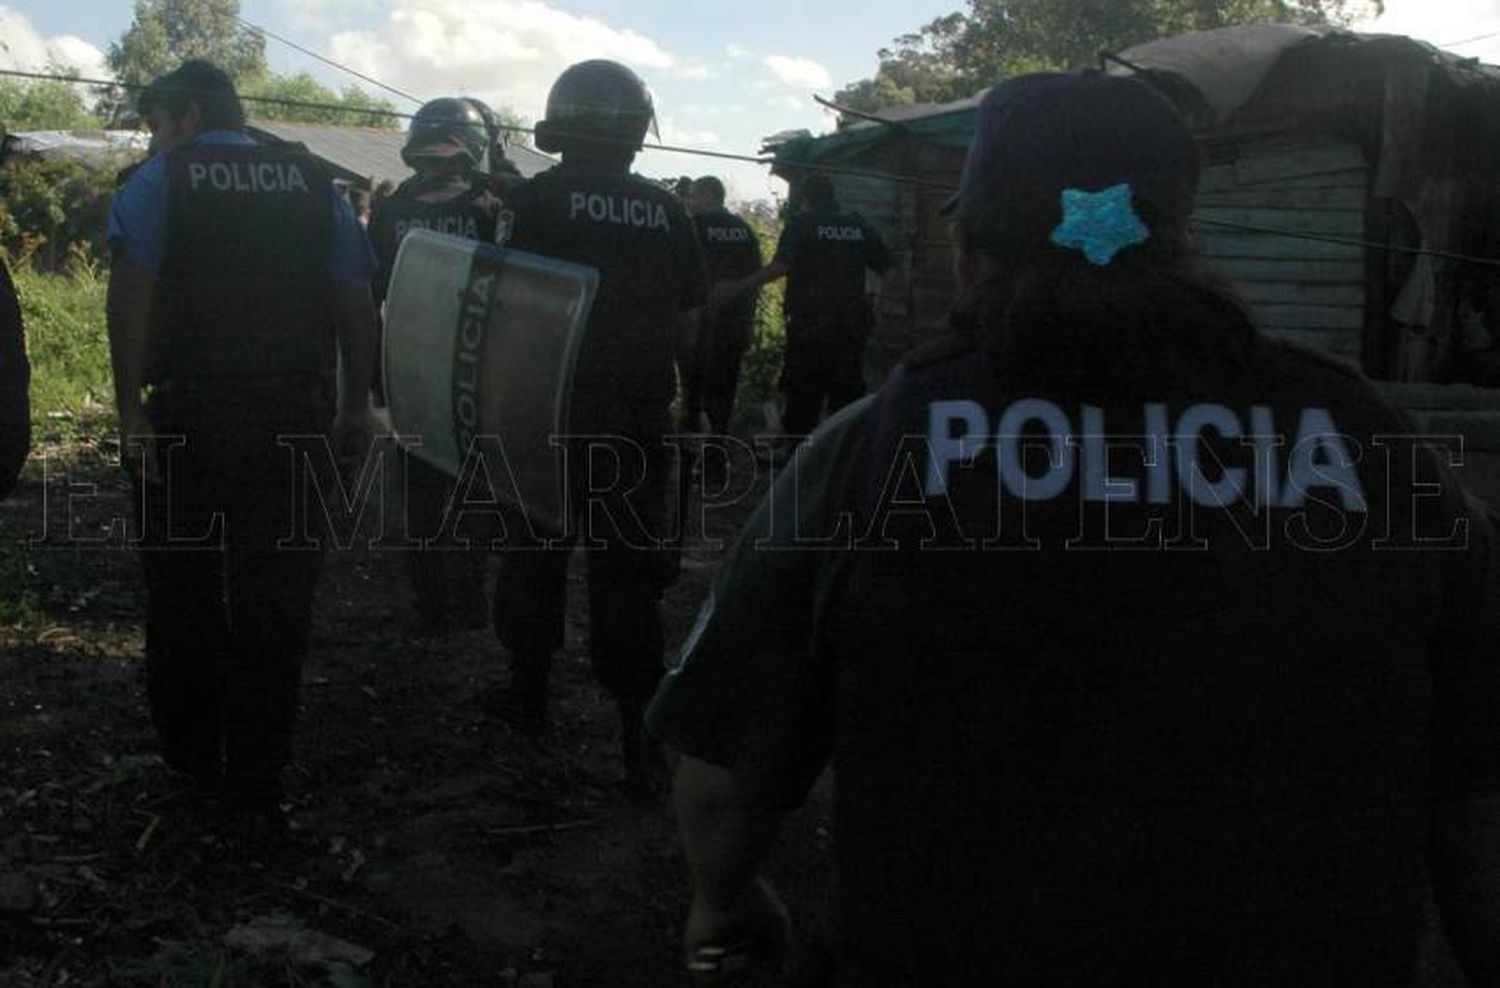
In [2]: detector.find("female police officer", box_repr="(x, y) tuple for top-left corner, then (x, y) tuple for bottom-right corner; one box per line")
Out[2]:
(648, 72), (1500, 984)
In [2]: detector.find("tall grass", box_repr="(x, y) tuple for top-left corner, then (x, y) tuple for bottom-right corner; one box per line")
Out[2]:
(10, 257), (113, 439)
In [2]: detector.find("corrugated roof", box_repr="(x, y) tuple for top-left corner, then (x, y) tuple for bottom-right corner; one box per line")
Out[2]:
(3, 130), (149, 168)
(245, 119), (554, 185)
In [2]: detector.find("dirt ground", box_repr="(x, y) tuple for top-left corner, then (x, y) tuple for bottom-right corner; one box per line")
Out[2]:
(0, 437), (834, 987)
(0, 434), (1482, 988)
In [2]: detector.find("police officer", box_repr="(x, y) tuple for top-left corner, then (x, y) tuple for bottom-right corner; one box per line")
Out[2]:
(488, 59), (707, 797)
(0, 255), (28, 501)
(463, 96), (525, 198)
(716, 171), (893, 451)
(685, 176), (762, 456)
(107, 60), (377, 838)
(648, 73), (1500, 983)
(369, 97), (505, 635)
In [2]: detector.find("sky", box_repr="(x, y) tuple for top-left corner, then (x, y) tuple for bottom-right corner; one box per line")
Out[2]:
(6, 0), (1500, 201)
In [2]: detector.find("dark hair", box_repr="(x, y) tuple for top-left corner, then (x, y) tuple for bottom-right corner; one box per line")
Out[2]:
(138, 60), (245, 132)
(691, 175), (725, 205)
(953, 224), (1257, 397)
(801, 172), (837, 210)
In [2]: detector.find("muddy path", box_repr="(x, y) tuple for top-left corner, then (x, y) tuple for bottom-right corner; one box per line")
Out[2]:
(0, 440), (833, 987)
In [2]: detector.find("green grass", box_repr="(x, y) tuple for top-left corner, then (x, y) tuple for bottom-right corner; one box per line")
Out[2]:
(11, 260), (114, 440)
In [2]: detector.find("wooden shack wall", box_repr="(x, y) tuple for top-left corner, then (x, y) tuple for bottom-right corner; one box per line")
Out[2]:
(1194, 136), (1368, 364)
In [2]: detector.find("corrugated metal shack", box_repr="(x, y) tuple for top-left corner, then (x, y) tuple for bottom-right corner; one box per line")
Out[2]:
(246, 119), (556, 188)
(769, 25), (1500, 391)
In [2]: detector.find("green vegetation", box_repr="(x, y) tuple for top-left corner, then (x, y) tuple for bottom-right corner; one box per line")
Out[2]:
(834, 0), (1384, 113)
(241, 72), (400, 129)
(11, 259), (113, 437)
(0, 75), (103, 132)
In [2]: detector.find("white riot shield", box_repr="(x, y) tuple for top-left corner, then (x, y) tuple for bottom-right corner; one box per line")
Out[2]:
(383, 229), (599, 534)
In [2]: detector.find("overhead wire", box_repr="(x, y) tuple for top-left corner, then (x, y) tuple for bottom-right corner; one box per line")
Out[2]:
(11, 66), (1500, 265)
(234, 16), (425, 106)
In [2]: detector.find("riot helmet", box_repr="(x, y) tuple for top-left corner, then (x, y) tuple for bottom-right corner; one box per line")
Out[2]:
(533, 60), (657, 156)
(402, 97), (488, 168)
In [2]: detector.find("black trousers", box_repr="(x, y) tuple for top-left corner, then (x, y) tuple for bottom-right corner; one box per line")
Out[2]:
(491, 399), (675, 703)
(403, 454), (490, 627)
(782, 304), (871, 439)
(685, 310), (754, 435)
(134, 379), (330, 802)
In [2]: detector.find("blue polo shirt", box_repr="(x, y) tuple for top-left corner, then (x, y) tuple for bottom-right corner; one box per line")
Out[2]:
(107, 130), (376, 286)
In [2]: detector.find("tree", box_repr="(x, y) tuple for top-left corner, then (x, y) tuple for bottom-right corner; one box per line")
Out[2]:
(832, 0), (1384, 114)
(240, 72), (398, 129)
(0, 74), (102, 133)
(103, 0), (266, 122)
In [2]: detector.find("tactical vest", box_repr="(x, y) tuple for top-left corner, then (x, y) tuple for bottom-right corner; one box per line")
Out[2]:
(149, 143), (334, 384)
(783, 209), (877, 316)
(506, 164), (700, 406)
(694, 209), (760, 323)
(369, 177), (502, 306)
(821, 340), (1447, 982)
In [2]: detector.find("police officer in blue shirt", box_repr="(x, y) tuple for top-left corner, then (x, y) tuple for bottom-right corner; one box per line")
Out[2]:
(488, 59), (707, 798)
(369, 97), (506, 636)
(107, 60), (377, 839)
(649, 72), (1500, 984)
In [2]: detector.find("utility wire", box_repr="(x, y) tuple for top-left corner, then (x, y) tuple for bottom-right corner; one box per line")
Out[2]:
(1436, 28), (1500, 49)
(235, 16), (425, 106)
(1192, 217), (1500, 268)
(0, 67), (966, 189)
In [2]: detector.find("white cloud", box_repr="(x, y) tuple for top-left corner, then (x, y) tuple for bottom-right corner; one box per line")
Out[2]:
(763, 53), (832, 91)
(726, 42), (754, 60)
(657, 116), (720, 147)
(327, 0), (677, 121)
(0, 6), (108, 79)
(670, 60), (714, 80)
(1359, 0), (1500, 56)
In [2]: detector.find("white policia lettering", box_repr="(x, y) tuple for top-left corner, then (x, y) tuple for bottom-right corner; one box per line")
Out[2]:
(568, 191), (671, 232)
(395, 216), (480, 240)
(923, 398), (1368, 511)
(705, 225), (751, 243)
(452, 270), (495, 449)
(817, 225), (865, 242)
(187, 160), (309, 194)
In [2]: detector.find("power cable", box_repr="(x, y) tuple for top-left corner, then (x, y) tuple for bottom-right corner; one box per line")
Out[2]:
(1192, 217), (1500, 269)
(235, 16), (425, 106)
(0, 67), (964, 189)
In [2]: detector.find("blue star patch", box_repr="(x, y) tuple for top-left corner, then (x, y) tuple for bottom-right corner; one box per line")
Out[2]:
(1049, 183), (1150, 266)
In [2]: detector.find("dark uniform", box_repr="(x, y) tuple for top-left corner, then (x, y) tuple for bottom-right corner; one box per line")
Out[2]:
(650, 326), (1496, 983)
(368, 171), (503, 630)
(109, 134), (370, 805)
(773, 206), (893, 437)
(688, 207), (761, 434)
(0, 257), (29, 500)
(494, 159), (706, 708)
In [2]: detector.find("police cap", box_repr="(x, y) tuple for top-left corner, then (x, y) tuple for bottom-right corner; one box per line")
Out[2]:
(533, 60), (657, 155)
(403, 97), (488, 168)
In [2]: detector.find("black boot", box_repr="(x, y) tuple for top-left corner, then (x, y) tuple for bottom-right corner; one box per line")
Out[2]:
(619, 699), (668, 802)
(482, 653), (550, 735)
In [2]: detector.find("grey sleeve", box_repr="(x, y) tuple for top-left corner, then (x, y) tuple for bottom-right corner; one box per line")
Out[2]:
(647, 398), (872, 810)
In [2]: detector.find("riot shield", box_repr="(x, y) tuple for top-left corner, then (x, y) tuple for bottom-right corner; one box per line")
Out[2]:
(383, 229), (598, 534)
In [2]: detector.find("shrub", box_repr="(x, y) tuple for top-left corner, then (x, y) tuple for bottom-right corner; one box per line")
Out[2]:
(10, 257), (112, 437)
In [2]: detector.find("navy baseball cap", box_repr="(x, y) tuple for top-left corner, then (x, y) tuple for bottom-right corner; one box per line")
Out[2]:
(946, 72), (1199, 256)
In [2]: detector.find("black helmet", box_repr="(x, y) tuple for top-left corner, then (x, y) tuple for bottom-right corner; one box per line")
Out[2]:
(464, 97), (504, 147)
(533, 59), (656, 155)
(402, 97), (487, 168)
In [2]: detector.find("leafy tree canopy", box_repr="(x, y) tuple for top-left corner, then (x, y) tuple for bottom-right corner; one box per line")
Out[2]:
(240, 73), (399, 130)
(0, 74), (102, 133)
(832, 0), (1383, 114)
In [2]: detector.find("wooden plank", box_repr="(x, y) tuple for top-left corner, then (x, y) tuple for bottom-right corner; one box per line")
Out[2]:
(1234, 143), (1366, 185)
(1245, 302), (1364, 330)
(1200, 164), (1366, 192)
(1194, 206), (1363, 236)
(1194, 185), (1365, 210)
(1232, 281), (1364, 306)
(1195, 232), (1363, 261)
(1209, 258), (1364, 283)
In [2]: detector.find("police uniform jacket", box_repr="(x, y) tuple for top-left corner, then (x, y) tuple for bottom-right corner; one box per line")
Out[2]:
(773, 208), (894, 319)
(647, 320), (1497, 984)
